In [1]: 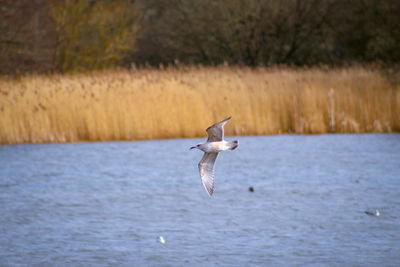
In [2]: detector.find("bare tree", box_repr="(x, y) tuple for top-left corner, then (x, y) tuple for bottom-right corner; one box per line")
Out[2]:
(0, 0), (57, 74)
(49, 0), (140, 72)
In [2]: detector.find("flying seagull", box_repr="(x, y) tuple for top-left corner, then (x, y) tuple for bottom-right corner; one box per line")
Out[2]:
(190, 116), (238, 196)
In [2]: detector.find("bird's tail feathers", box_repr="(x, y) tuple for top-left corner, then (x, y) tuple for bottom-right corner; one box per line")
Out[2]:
(228, 140), (239, 150)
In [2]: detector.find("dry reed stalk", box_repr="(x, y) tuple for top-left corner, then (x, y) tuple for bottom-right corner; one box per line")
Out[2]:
(0, 66), (399, 144)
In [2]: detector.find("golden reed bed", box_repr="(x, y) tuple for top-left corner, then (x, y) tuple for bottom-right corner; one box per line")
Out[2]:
(0, 66), (399, 144)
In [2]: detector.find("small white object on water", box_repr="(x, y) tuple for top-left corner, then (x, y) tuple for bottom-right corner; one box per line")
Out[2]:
(365, 209), (380, 217)
(159, 236), (166, 244)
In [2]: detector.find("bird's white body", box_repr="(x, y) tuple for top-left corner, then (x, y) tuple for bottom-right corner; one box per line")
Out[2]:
(197, 140), (236, 153)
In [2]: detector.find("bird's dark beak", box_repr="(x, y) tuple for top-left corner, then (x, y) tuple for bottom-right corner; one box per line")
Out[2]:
(190, 146), (196, 150)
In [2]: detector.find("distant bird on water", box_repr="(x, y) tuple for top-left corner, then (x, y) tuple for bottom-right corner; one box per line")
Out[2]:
(364, 209), (380, 217)
(190, 116), (238, 197)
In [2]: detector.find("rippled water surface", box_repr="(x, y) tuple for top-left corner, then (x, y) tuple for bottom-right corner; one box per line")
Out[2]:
(1, 134), (400, 266)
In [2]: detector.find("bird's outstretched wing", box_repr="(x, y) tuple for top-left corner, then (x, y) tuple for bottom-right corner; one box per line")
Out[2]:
(198, 152), (219, 196)
(206, 116), (231, 142)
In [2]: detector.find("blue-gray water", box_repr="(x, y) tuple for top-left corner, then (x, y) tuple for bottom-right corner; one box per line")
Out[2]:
(1, 134), (400, 266)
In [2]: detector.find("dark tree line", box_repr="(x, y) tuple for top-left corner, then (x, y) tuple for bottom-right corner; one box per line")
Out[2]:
(1, 0), (399, 74)
(133, 0), (400, 66)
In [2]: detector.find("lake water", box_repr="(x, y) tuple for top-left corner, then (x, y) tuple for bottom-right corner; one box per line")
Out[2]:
(1, 134), (400, 266)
